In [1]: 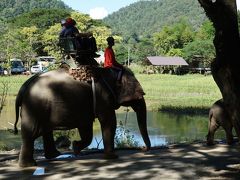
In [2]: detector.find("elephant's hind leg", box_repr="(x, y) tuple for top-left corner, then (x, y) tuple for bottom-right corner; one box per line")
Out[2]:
(18, 126), (36, 167)
(72, 124), (93, 155)
(206, 116), (220, 146)
(19, 139), (36, 167)
(43, 131), (61, 159)
(99, 111), (118, 159)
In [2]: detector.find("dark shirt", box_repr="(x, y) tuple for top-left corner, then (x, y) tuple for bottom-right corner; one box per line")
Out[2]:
(59, 26), (66, 37)
(59, 25), (79, 38)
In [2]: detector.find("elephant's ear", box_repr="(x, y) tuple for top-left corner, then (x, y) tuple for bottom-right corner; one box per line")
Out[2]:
(118, 68), (145, 104)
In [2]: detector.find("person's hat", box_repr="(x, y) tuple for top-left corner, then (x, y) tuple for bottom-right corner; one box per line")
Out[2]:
(66, 17), (76, 26)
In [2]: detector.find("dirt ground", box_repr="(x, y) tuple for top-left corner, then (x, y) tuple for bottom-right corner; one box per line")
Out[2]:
(0, 143), (240, 179)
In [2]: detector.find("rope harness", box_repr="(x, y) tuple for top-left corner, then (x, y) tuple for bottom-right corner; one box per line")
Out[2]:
(91, 77), (97, 117)
(66, 65), (99, 117)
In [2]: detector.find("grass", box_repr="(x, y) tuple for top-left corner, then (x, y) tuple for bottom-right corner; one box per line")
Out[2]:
(0, 75), (29, 96)
(0, 71), (222, 112)
(135, 73), (221, 111)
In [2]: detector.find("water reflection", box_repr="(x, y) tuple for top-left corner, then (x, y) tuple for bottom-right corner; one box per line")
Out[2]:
(88, 111), (226, 149)
(0, 109), (226, 150)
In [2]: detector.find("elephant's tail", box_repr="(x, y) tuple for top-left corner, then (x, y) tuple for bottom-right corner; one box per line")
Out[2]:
(14, 74), (40, 135)
(14, 98), (19, 135)
(14, 86), (24, 134)
(14, 83), (24, 135)
(208, 108), (213, 122)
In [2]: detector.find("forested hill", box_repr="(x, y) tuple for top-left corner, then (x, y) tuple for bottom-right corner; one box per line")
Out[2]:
(0, 0), (71, 20)
(103, 0), (207, 39)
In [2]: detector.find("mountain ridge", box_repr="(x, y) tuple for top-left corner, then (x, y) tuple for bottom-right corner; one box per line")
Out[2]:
(103, 0), (207, 39)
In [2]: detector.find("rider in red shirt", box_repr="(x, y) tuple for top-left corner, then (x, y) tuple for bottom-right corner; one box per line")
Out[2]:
(104, 37), (123, 81)
(104, 37), (123, 69)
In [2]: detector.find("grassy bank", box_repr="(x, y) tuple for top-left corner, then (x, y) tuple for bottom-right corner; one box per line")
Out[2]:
(0, 75), (29, 96)
(136, 73), (221, 112)
(0, 72), (221, 112)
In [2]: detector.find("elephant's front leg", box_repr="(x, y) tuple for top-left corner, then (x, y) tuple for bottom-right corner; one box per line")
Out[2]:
(222, 120), (234, 145)
(43, 130), (61, 159)
(99, 110), (118, 159)
(72, 122), (93, 155)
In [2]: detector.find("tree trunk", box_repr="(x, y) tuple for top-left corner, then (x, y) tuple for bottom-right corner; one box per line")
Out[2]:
(198, 0), (240, 139)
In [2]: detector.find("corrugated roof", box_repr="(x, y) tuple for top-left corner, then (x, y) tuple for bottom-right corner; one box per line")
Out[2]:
(147, 56), (188, 66)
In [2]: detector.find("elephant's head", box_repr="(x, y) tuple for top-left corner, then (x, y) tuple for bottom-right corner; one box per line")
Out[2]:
(118, 67), (145, 104)
(100, 67), (151, 151)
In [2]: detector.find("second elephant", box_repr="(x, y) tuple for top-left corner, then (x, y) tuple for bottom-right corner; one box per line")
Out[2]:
(206, 99), (234, 145)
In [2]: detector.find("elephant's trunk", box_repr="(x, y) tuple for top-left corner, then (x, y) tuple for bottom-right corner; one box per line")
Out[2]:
(131, 98), (151, 151)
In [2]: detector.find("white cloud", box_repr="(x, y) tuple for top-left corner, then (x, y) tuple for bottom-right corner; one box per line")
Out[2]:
(237, 0), (240, 10)
(89, 7), (108, 19)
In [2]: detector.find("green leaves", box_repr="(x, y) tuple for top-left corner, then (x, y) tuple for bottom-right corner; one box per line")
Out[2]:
(153, 20), (194, 56)
(182, 40), (215, 67)
(0, 7), (113, 66)
(9, 8), (71, 29)
(0, 0), (71, 20)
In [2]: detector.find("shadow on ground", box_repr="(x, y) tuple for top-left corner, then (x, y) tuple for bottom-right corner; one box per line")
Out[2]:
(0, 143), (240, 179)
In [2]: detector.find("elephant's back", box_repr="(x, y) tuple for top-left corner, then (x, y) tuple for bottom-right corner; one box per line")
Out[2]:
(39, 69), (73, 82)
(33, 69), (92, 98)
(210, 99), (227, 118)
(19, 69), (94, 129)
(22, 69), (92, 106)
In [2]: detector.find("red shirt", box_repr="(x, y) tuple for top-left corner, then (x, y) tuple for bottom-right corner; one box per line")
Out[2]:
(104, 47), (121, 68)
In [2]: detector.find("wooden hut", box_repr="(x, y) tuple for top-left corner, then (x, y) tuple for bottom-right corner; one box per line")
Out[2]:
(145, 56), (188, 74)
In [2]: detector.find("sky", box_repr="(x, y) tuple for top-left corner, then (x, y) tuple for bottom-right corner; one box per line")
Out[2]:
(62, 0), (139, 19)
(62, 0), (240, 19)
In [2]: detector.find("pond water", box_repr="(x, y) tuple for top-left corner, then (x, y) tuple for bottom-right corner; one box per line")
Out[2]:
(86, 110), (226, 149)
(0, 99), (226, 150)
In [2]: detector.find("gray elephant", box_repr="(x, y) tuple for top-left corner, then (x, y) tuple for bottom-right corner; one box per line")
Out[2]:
(14, 66), (151, 167)
(206, 99), (233, 145)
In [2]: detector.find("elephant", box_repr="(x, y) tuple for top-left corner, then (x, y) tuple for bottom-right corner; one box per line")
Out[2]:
(206, 99), (234, 145)
(14, 66), (151, 167)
